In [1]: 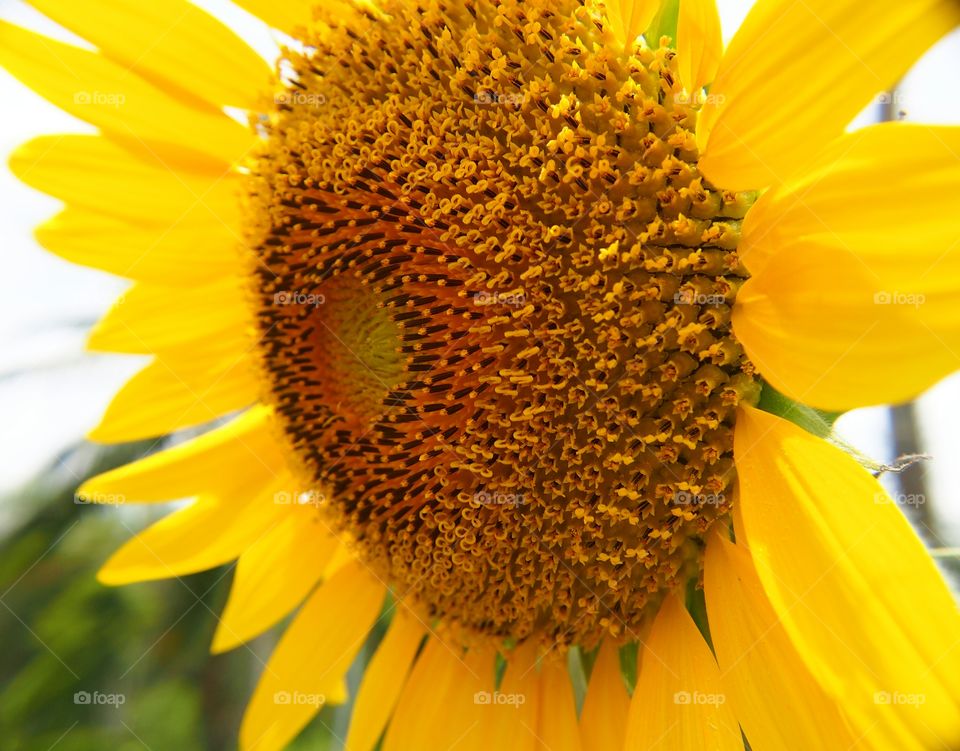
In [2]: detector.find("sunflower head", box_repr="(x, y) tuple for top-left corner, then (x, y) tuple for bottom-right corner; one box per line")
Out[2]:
(249, 0), (759, 648)
(5, 0), (960, 748)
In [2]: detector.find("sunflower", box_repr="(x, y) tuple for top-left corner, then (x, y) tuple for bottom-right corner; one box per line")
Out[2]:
(3, 0), (960, 748)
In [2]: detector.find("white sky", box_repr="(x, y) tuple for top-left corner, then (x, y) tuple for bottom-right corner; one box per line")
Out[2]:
(0, 0), (958, 545)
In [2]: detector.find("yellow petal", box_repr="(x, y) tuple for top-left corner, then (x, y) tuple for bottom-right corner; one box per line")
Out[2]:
(738, 124), (960, 277)
(77, 406), (285, 503)
(231, 0), (315, 34)
(484, 644), (542, 751)
(381, 635), (483, 750)
(677, 0), (722, 94)
(735, 253), (959, 411)
(321, 544), (355, 580)
(735, 405), (960, 748)
(10, 136), (241, 227)
(422, 647), (499, 751)
(326, 681), (349, 707)
(35, 208), (240, 285)
(704, 532), (859, 750)
(379, 636), (453, 750)
(211, 512), (341, 653)
(733, 124), (960, 410)
(0, 22), (256, 166)
(605, 0), (660, 49)
(697, 0), (960, 190)
(579, 641), (629, 751)
(344, 607), (426, 751)
(89, 342), (259, 442)
(625, 594), (742, 750)
(537, 658), (582, 751)
(240, 561), (386, 751)
(88, 278), (251, 355)
(98, 479), (286, 585)
(24, 0), (272, 110)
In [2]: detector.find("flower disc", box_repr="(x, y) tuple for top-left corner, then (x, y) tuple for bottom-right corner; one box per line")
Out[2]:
(250, 0), (759, 646)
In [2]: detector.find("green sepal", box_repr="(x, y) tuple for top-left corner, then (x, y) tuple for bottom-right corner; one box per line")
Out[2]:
(568, 647), (589, 713)
(618, 641), (640, 693)
(685, 578), (714, 651)
(494, 650), (508, 689)
(644, 0), (680, 46)
(756, 382), (903, 477)
(756, 381), (843, 439)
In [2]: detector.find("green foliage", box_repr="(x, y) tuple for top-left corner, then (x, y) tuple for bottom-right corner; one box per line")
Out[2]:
(0, 443), (278, 750)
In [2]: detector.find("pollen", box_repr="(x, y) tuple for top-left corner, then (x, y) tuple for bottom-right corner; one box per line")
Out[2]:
(248, 0), (760, 648)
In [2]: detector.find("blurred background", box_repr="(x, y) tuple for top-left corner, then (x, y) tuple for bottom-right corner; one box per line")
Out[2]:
(0, 0), (958, 748)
